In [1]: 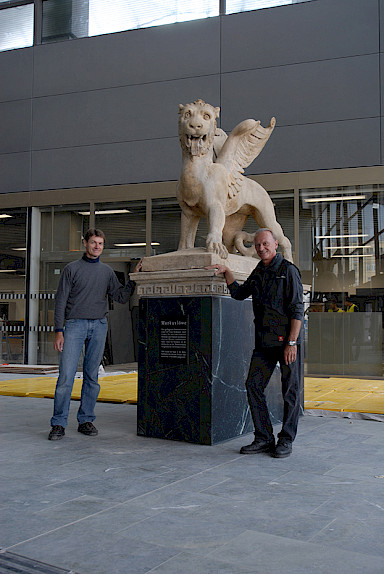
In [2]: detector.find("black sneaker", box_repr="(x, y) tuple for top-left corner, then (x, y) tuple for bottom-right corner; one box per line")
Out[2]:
(78, 422), (98, 436)
(271, 438), (292, 458)
(48, 425), (65, 441)
(240, 438), (275, 454)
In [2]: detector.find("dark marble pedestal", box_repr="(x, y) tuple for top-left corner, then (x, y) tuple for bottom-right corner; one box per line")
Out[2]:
(137, 296), (284, 445)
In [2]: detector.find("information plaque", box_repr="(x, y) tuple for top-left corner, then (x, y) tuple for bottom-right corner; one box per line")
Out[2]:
(159, 316), (189, 364)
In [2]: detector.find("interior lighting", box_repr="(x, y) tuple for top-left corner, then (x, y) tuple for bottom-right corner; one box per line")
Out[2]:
(78, 209), (130, 215)
(316, 234), (368, 239)
(114, 242), (160, 247)
(0, 269), (17, 273)
(12, 247), (26, 251)
(303, 195), (366, 203)
(324, 245), (372, 250)
(331, 254), (374, 258)
(0, 214), (12, 219)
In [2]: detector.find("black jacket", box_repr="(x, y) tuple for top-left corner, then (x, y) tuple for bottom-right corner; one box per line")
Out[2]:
(228, 253), (304, 348)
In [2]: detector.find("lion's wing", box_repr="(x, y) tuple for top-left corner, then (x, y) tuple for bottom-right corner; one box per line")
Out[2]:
(213, 128), (228, 159)
(216, 118), (276, 198)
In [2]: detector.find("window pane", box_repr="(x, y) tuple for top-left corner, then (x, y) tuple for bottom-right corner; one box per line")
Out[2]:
(0, 208), (27, 364)
(89, 0), (219, 37)
(94, 200), (145, 364)
(42, 0), (89, 42)
(242, 189), (295, 254)
(300, 184), (384, 378)
(152, 192), (294, 257)
(226, 0), (311, 15)
(94, 200), (147, 260)
(37, 204), (90, 364)
(152, 198), (181, 255)
(38, 203), (142, 365)
(0, 4), (33, 52)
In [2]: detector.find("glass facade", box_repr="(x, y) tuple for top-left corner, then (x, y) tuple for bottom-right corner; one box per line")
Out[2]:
(299, 185), (384, 378)
(36, 204), (90, 365)
(94, 200), (147, 259)
(36, 202), (146, 366)
(88, 0), (219, 37)
(152, 198), (181, 255)
(243, 189), (295, 253)
(0, 3), (33, 52)
(0, 208), (27, 364)
(0, 0), (315, 52)
(226, 1), (304, 15)
(1, 180), (384, 398)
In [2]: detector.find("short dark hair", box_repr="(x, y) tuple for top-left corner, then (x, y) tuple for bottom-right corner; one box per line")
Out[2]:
(83, 228), (106, 243)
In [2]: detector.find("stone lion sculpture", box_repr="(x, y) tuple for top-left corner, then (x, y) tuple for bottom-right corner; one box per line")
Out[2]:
(177, 99), (292, 261)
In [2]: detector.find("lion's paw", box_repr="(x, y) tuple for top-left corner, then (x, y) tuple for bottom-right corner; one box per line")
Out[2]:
(207, 240), (228, 259)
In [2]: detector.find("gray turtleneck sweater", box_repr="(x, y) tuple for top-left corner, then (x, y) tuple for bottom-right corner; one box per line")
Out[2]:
(54, 254), (136, 331)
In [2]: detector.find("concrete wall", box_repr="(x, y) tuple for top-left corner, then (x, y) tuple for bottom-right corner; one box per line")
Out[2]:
(0, 0), (382, 194)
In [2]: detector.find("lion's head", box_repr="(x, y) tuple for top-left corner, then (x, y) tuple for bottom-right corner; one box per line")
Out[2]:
(178, 99), (220, 157)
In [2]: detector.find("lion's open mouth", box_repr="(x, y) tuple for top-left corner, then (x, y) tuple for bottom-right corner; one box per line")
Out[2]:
(186, 134), (207, 156)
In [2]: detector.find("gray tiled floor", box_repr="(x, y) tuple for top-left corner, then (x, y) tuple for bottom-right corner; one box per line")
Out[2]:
(1, 394), (384, 574)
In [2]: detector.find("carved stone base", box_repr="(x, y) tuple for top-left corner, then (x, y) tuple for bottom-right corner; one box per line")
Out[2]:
(130, 248), (258, 297)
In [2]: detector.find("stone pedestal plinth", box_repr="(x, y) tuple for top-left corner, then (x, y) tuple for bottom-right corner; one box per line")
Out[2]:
(130, 248), (258, 298)
(134, 249), (284, 445)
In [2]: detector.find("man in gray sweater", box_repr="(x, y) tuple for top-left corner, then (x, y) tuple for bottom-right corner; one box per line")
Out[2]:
(48, 228), (142, 441)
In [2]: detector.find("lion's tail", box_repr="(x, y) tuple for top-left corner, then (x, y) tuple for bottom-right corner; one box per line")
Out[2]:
(234, 231), (257, 257)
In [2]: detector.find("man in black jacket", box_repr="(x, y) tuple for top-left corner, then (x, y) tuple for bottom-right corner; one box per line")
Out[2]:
(208, 228), (303, 458)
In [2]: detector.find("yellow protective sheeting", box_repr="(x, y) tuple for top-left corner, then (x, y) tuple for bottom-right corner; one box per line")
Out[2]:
(304, 377), (384, 413)
(0, 373), (138, 404)
(1, 373), (384, 414)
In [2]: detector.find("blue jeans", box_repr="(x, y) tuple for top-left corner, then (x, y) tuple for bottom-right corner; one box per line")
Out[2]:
(51, 318), (108, 428)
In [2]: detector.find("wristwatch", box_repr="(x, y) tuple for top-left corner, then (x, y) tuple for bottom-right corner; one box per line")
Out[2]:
(287, 340), (297, 346)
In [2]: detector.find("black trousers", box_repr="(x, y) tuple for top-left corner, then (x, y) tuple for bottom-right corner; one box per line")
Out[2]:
(245, 345), (302, 443)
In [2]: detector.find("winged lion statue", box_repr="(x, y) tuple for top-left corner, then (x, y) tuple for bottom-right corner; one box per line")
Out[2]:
(177, 99), (292, 261)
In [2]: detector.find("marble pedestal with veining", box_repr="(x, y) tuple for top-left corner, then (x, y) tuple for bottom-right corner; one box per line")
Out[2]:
(137, 295), (284, 445)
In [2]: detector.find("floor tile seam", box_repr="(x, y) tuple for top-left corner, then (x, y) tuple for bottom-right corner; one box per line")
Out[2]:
(141, 549), (186, 574)
(319, 477), (384, 488)
(34, 494), (109, 515)
(323, 463), (384, 475)
(363, 498), (384, 513)
(198, 477), (232, 493)
(97, 457), (251, 506)
(3, 497), (135, 552)
(310, 474), (381, 498)
(207, 526), (381, 556)
(4, 455), (250, 549)
(133, 456), (248, 490)
(142, 549), (255, 574)
(203, 528), (256, 560)
(306, 526), (384, 558)
(308, 506), (383, 522)
(108, 509), (167, 537)
(40, 466), (123, 488)
(115, 522), (251, 557)
(43, 472), (98, 488)
(305, 517), (338, 543)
